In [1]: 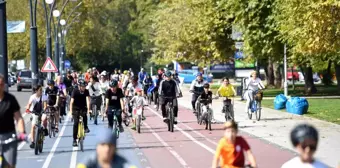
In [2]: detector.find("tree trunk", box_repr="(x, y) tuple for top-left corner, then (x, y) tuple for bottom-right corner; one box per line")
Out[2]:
(267, 58), (275, 86)
(321, 60), (332, 86)
(335, 62), (340, 92)
(303, 66), (317, 95)
(273, 62), (282, 88)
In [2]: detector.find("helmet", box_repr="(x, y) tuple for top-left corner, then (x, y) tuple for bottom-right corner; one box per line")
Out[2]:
(164, 71), (172, 77)
(78, 79), (87, 87)
(196, 72), (203, 77)
(290, 124), (318, 147)
(47, 79), (55, 85)
(135, 88), (142, 92)
(109, 80), (118, 87)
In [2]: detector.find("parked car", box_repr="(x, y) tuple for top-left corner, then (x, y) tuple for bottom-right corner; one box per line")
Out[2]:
(287, 68), (299, 81)
(17, 70), (32, 91)
(178, 70), (213, 84)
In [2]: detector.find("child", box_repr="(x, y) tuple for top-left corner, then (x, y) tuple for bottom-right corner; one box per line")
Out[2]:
(212, 121), (257, 168)
(199, 83), (215, 123)
(216, 77), (236, 115)
(130, 88), (147, 130)
(281, 124), (328, 168)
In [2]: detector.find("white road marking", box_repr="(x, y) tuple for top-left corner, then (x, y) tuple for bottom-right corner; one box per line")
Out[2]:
(178, 121), (218, 145)
(41, 116), (70, 168)
(143, 122), (189, 168)
(69, 147), (78, 168)
(147, 107), (215, 154)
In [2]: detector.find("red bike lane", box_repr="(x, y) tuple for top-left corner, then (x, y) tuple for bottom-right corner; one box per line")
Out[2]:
(128, 104), (296, 168)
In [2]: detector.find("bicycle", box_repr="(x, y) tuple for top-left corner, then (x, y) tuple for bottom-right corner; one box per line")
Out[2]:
(133, 105), (147, 134)
(110, 108), (121, 139)
(32, 113), (45, 155)
(0, 134), (27, 168)
(248, 90), (262, 121)
(163, 96), (176, 132)
(77, 112), (86, 152)
(90, 95), (98, 125)
(100, 94), (106, 121)
(198, 98), (214, 131)
(45, 106), (57, 138)
(221, 96), (234, 121)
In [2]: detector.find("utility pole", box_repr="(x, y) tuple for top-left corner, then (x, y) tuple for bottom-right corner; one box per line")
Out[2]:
(29, 0), (39, 89)
(0, 0), (8, 91)
(284, 44), (288, 96)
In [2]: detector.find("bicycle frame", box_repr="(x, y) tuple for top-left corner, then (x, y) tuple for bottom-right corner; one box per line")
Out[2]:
(0, 134), (25, 168)
(111, 109), (120, 139)
(163, 96), (175, 132)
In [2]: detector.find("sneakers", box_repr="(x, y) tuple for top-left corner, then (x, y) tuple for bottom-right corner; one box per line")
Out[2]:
(85, 128), (90, 133)
(72, 140), (78, 147)
(131, 125), (136, 130)
(153, 105), (157, 109)
(55, 128), (59, 133)
(29, 142), (35, 149)
(174, 117), (178, 124)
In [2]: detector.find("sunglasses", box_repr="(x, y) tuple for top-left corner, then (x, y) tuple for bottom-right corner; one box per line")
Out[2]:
(301, 144), (317, 151)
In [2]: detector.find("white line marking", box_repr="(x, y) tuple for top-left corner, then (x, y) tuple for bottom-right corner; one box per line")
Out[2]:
(143, 122), (189, 168)
(147, 107), (215, 154)
(41, 116), (70, 168)
(178, 121), (218, 145)
(69, 147), (78, 168)
(17, 141), (26, 150)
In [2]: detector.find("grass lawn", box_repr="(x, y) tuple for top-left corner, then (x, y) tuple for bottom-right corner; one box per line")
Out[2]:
(261, 99), (340, 124)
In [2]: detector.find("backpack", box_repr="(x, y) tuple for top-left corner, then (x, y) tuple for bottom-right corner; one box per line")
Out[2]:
(33, 96), (43, 114)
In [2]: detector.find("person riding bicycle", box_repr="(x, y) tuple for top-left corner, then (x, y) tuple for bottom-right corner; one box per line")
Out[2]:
(56, 76), (68, 118)
(281, 124), (328, 168)
(153, 72), (164, 109)
(190, 72), (205, 114)
(245, 71), (265, 114)
(87, 76), (102, 125)
(45, 79), (60, 132)
(125, 76), (143, 116)
(105, 80), (125, 132)
(138, 68), (147, 85)
(70, 79), (91, 147)
(198, 83), (216, 122)
(25, 85), (48, 148)
(143, 74), (153, 96)
(100, 75), (110, 116)
(130, 88), (147, 130)
(216, 77), (236, 116)
(159, 71), (182, 124)
(76, 128), (136, 168)
(212, 121), (257, 168)
(64, 71), (74, 95)
(0, 74), (26, 168)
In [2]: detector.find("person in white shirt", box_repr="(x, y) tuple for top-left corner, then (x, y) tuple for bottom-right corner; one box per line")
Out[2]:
(25, 85), (48, 149)
(99, 75), (109, 116)
(125, 76), (143, 97)
(244, 71), (265, 114)
(130, 88), (147, 129)
(87, 76), (102, 124)
(282, 124), (328, 168)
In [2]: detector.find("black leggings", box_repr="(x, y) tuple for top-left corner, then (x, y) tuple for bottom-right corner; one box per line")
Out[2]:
(107, 107), (122, 128)
(161, 98), (178, 118)
(191, 94), (200, 110)
(72, 109), (88, 140)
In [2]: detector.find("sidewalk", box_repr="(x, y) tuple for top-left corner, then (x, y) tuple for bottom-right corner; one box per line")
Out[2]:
(178, 87), (340, 168)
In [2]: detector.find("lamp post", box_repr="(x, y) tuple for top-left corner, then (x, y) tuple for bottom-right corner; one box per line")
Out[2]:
(140, 50), (144, 69)
(29, 0), (39, 89)
(0, 0), (8, 90)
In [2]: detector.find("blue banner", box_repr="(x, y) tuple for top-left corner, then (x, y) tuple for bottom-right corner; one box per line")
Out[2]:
(7, 21), (26, 33)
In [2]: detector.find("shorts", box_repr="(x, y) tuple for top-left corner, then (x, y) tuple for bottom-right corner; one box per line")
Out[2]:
(0, 131), (18, 167)
(31, 113), (46, 127)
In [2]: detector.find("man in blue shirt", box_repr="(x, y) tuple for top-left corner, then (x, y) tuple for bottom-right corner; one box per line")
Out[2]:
(138, 68), (147, 85)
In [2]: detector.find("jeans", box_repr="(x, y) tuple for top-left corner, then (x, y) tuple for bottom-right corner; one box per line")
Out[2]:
(160, 97), (178, 118)
(107, 107), (122, 128)
(72, 109), (88, 140)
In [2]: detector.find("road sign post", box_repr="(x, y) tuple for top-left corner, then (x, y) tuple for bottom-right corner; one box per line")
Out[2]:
(41, 57), (58, 79)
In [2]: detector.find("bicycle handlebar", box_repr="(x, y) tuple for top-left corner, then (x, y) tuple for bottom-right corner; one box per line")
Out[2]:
(0, 134), (28, 145)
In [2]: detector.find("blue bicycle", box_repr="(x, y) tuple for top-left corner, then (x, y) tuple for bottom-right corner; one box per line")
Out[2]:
(248, 90), (263, 121)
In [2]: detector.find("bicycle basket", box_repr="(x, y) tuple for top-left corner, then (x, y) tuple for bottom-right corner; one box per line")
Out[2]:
(255, 92), (263, 101)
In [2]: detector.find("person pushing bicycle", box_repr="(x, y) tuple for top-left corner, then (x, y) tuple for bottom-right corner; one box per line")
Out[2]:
(130, 88), (147, 130)
(159, 71), (182, 124)
(70, 79), (91, 147)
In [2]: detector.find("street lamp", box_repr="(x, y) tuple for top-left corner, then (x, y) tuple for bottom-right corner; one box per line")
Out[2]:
(140, 50), (144, 69)
(28, 0), (39, 89)
(0, 0), (8, 90)
(60, 19), (66, 26)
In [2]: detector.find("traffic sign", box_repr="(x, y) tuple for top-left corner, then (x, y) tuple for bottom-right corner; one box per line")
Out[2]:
(64, 60), (71, 68)
(41, 57), (58, 72)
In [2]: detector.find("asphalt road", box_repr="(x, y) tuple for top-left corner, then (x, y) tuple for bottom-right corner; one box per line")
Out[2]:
(10, 86), (296, 168)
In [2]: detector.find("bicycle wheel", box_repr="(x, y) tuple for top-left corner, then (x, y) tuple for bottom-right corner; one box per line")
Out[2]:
(34, 128), (40, 155)
(93, 105), (97, 125)
(137, 115), (141, 133)
(169, 107), (174, 132)
(225, 106), (231, 121)
(256, 101), (261, 121)
(101, 104), (105, 121)
(196, 103), (201, 124)
(124, 114), (130, 126)
(166, 106), (171, 131)
(207, 111), (212, 131)
(51, 116), (56, 137)
(39, 129), (44, 153)
(48, 117), (52, 138)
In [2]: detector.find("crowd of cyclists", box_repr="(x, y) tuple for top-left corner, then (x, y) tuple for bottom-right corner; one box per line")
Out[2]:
(0, 68), (331, 168)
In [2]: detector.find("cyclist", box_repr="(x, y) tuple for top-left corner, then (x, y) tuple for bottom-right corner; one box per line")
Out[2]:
(84, 69), (91, 83)
(212, 120), (257, 168)
(159, 71), (182, 124)
(0, 74), (26, 168)
(99, 74), (110, 117)
(25, 85), (48, 148)
(56, 76), (68, 118)
(64, 71), (74, 95)
(87, 76), (102, 125)
(216, 77), (236, 116)
(122, 70), (130, 93)
(153, 72), (163, 109)
(244, 71), (265, 114)
(281, 124), (328, 168)
(138, 68), (147, 85)
(105, 80), (125, 132)
(125, 76), (143, 116)
(111, 69), (120, 81)
(76, 128), (136, 168)
(130, 88), (147, 130)
(143, 74), (153, 96)
(45, 79), (60, 132)
(198, 83), (215, 122)
(190, 72), (205, 114)
(70, 79), (91, 147)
